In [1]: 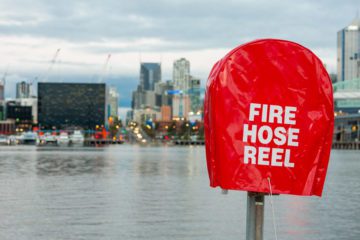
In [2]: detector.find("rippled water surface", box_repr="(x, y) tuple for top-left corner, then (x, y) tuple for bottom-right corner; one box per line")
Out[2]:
(0, 145), (359, 240)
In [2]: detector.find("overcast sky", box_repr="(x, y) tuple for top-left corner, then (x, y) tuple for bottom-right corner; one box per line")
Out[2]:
(1, 0), (359, 113)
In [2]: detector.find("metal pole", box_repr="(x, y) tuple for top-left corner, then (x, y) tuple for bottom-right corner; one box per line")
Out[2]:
(246, 192), (265, 240)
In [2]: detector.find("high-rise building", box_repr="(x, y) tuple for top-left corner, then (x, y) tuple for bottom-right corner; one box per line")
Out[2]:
(0, 71), (5, 100)
(131, 62), (163, 122)
(337, 16), (360, 81)
(172, 58), (192, 119)
(140, 63), (161, 91)
(38, 83), (107, 129)
(109, 87), (119, 117)
(173, 58), (190, 91)
(125, 110), (133, 125)
(155, 80), (174, 108)
(131, 86), (143, 110)
(16, 81), (31, 99)
(132, 62), (162, 110)
(189, 77), (201, 113)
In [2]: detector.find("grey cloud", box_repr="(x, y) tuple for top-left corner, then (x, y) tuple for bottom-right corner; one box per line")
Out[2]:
(0, 0), (359, 52)
(19, 58), (99, 67)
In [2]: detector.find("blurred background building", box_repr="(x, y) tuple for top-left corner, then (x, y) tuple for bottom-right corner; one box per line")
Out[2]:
(334, 16), (360, 114)
(16, 81), (31, 99)
(173, 58), (190, 91)
(337, 17), (360, 82)
(38, 82), (107, 130)
(130, 58), (204, 124)
(108, 86), (119, 118)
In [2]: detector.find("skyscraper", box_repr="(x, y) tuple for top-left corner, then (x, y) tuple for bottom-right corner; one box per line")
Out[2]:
(16, 81), (30, 99)
(337, 16), (360, 81)
(173, 58), (190, 91)
(109, 87), (119, 117)
(131, 62), (162, 122)
(132, 62), (162, 109)
(0, 70), (6, 101)
(189, 77), (201, 113)
(140, 63), (161, 91)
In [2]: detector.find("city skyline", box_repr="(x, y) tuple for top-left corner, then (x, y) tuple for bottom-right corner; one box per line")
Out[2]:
(1, 0), (359, 119)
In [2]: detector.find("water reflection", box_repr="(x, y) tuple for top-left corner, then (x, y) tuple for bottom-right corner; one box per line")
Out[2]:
(36, 153), (111, 176)
(132, 146), (202, 178)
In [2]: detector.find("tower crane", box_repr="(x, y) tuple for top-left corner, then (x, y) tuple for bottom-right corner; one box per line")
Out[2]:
(98, 54), (111, 83)
(1, 69), (7, 85)
(42, 48), (60, 82)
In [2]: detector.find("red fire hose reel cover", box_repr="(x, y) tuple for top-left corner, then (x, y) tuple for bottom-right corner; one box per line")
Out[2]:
(204, 39), (334, 196)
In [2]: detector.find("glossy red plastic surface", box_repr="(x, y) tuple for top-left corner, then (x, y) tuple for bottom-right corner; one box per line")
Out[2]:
(204, 39), (334, 197)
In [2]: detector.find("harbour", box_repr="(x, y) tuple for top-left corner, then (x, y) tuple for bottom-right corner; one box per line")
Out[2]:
(0, 2), (359, 239)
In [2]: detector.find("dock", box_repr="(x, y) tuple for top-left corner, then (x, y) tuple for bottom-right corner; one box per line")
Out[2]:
(84, 139), (125, 146)
(332, 141), (360, 150)
(173, 140), (205, 146)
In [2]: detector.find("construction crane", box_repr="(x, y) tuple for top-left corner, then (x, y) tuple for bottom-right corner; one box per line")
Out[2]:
(98, 54), (111, 83)
(42, 48), (60, 82)
(0, 69), (7, 85)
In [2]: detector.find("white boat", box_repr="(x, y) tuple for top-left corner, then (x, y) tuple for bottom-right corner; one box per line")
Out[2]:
(70, 130), (84, 145)
(57, 132), (70, 145)
(7, 135), (18, 145)
(21, 132), (39, 145)
(43, 133), (58, 145)
(0, 135), (10, 145)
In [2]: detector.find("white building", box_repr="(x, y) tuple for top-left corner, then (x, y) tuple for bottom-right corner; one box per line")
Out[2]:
(16, 81), (31, 99)
(337, 16), (360, 81)
(173, 58), (190, 91)
(172, 95), (190, 119)
(109, 87), (119, 117)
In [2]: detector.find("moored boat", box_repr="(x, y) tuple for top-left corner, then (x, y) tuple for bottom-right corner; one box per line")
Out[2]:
(42, 133), (58, 145)
(0, 135), (10, 145)
(21, 132), (39, 145)
(70, 130), (84, 146)
(57, 132), (70, 145)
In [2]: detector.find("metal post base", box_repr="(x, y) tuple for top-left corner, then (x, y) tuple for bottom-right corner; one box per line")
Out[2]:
(246, 192), (265, 240)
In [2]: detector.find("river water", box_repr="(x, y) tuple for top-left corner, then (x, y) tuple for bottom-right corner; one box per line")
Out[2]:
(0, 145), (358, 240)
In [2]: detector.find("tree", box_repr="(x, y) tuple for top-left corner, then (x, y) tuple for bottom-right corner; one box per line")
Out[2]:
(167, 121), (177, 138)
(109, 117), (122, 138)
(179, 121), (190, 140)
